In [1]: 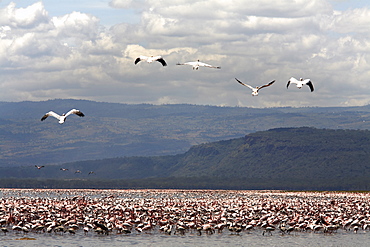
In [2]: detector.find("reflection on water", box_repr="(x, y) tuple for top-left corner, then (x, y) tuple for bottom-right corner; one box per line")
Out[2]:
(2, 224), (370, 247)
(1, 189), (370, 246)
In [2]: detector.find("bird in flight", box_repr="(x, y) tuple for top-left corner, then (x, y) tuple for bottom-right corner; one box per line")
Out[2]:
(235, 78), (275, 96)
(60, 168), (69, 171)
(287, 77), (314, 92)
(135, 55), (167, 66)
(41, 109), (84, 124)
(176, 60), (221, 70)
(35, 165), (44, 169)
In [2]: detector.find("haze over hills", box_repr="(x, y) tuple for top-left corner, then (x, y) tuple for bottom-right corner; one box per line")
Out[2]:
(1, 127), (370, 190)
(1, 99), (370, 168)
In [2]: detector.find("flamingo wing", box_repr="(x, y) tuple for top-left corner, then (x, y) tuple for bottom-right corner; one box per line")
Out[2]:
(135, 55), (148, 64)
(134, 57), (141, 64)
(199, 62), (220, 69)
(41, 111), (61, 121)
(306, 81), (314, 92)
(177, 62), (197, 67)
(155, 57), (167, 66)
(65, 109), (84, 118)
(257, 80), (275, 90)
(287, 77), (298, 88)
(235, 78), (255, 91)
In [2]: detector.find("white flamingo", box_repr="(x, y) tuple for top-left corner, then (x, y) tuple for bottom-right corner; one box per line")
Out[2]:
(176, 60), (220, 70)
(41, 109), (84, 124)
(287, 77), (314, 92)
(235, 78), (275, 96)
(135, 55), (167, 66)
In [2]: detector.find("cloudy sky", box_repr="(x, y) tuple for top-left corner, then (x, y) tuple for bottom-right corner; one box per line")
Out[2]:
(0, 0), (370, 108)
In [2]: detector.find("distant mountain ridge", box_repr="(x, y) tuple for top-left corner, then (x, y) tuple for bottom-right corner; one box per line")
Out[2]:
(1, 99), (370, 167)
(1, 127), (370, 190)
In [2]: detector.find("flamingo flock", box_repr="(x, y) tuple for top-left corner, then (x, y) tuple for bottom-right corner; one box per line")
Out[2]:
(134, 54), (314, 96)
(38, 56), (314, 126)
(1, 189), (369, 238)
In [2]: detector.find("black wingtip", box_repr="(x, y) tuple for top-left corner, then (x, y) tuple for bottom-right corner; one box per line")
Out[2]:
(307, 81), (314, 92)
(157, 58), (167, 66)
(76, 112), (85, 117)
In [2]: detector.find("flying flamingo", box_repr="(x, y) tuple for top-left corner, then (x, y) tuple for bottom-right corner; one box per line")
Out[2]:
(41, 109), (84, 124)
(287, 77), (314, 92)
(235, 78), (275, 96)
(176, 60), (221, 70)
(135, 55), (167, 66)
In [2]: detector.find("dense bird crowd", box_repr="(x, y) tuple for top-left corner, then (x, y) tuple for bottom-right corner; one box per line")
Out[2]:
(1, 189), (369, 237)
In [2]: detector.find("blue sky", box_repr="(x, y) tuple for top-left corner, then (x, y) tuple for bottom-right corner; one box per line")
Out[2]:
(0, 0), (140, 25)
(1, 0), (370, 108)
(330, 0), (369, 10)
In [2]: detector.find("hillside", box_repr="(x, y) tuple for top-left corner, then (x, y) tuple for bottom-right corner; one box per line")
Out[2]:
(1, 127), (370, 190)
(1, 99), (370, 167)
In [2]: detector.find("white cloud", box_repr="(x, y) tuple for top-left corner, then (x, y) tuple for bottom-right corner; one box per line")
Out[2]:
(0, 0), (370, 107)
(331, 8), (370, 34)
(51, 12), (101, 44)
(0, 2), (48, 28)
(109, 0), (135, 9)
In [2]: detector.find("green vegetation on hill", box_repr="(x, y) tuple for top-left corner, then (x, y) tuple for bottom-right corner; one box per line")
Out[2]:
(1, 127), (370, 190)
(2, 99), (370, 167)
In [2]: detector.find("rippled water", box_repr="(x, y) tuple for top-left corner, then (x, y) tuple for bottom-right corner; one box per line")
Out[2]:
(2, 228), (369, 247)
(1, 189), (369, 247)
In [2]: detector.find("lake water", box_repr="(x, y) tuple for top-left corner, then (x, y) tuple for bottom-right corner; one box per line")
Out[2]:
(1, 189), (369, 247)
(1, 227), (370, 247)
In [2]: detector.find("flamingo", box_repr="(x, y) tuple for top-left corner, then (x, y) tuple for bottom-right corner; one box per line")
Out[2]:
(41, 109), (84, 124)
(35, 165), (44, 169)
(235, 78), (275, 96)
(135, 55), (167, 66)
(60, 168), (69, 171)
(1, 227), (8, 235)
(94, 221), (109, 235)
(287, 77), (314, 92)
(176, 60), (221, 70)
(262, 226), (275, 235)
(67, 228), (76, 234)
